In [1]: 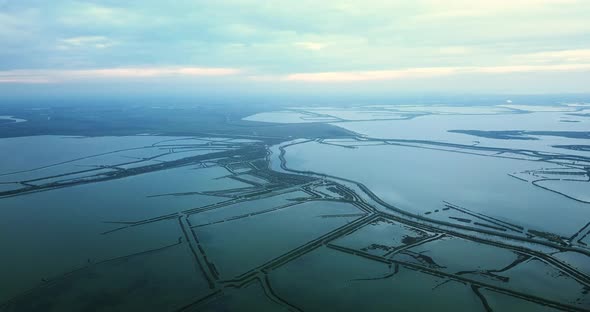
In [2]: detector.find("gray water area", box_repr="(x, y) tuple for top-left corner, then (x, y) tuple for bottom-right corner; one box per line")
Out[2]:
(394, 236), (520, 274)
(329, 216), (589, 308)
(247, 105), (590, 157)
(0, 134), (257, 303)
(0, 183), (21, 192)
(334, 111), (590, 156)
(235, 173), (269, 185)
(332, 219), (435, 257)
(0, 135), (193, 175)
(268, 206), (588, 310)
(535, 179), (590, 203)
(197, 279), (289, 312)
(244, 111), (340, 123)
(268, 246), (486, 311)
(480, 289), (560, 312)
(1, 119), (589, 311)
(285, 141), (590, 236)
(499, 258), (589, 306)
(0, 116), (27, 124)
(0, 164), (246, 302)
(2, 242), (210, 312)
(0, 216), (184, 302)
(193, 200), (363, 280)
(554, 251), (590, 276)
(188, 190), (310, 227)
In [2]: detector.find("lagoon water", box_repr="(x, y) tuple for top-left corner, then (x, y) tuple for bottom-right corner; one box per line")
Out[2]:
(0, 135), (248, 306)
(2, 104), (590, 311)
(284, 140), (589, 235)
(252, 104), (590, 238)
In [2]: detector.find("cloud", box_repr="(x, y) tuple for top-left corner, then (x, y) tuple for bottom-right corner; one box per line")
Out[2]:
(0, 1), (589, 92)
(0, 10), (37, 41)
(438, 46), (472, 55)
(285, 67), (457, 82)
(512, 49), (590, 64)
(3, 63), (589, 84)
(58, 3), (138, 27)
(294, 42), (327, 51)
(0, 78), (51, 84)
(283, 64), (590, 82)
(0, 67), (242, 83)
(58, 36), (115, 50)
(414, 0), (583, 19)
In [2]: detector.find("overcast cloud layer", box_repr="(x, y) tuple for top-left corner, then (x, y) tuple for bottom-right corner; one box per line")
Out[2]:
(1, 0), (589, 94)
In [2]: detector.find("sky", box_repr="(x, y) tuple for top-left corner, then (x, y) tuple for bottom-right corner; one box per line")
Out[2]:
(1, 0), (590, 96)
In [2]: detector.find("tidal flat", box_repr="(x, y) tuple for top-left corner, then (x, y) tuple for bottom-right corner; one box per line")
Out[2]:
(1, 103), (589, 311)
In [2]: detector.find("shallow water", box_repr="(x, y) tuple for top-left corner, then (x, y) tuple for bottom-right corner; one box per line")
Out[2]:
(285, 140), (589, 235)
(1, 113), (589, 311)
